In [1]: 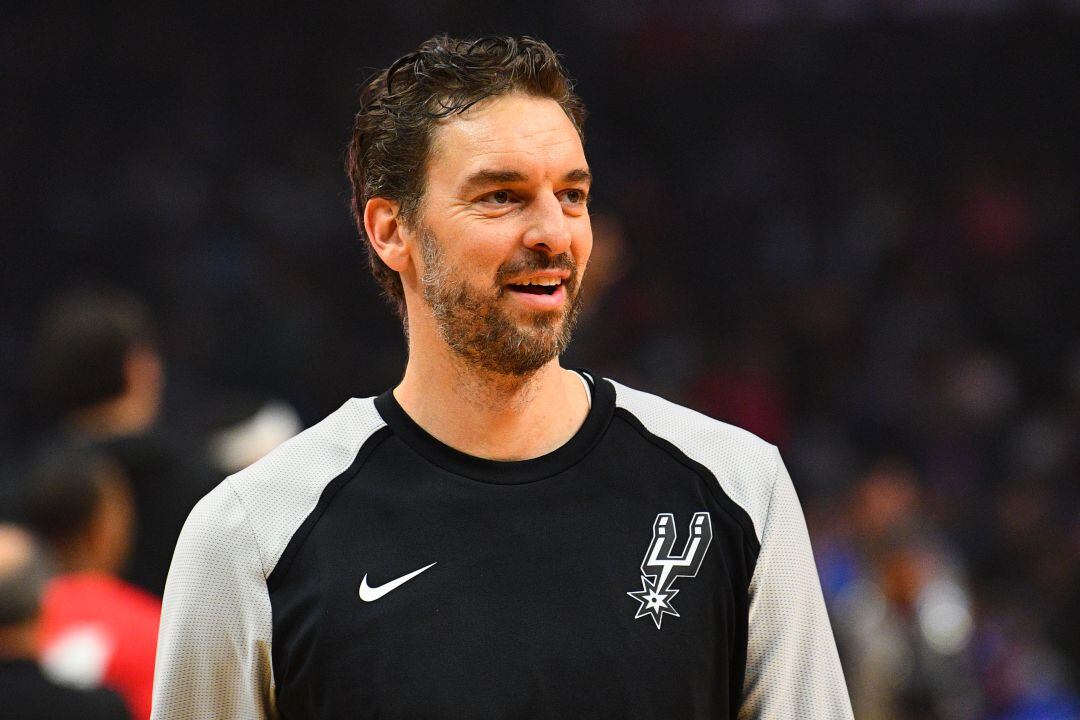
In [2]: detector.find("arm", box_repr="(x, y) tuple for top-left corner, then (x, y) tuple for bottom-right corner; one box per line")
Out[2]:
(739, 450), (853, 719)
(151, 480), (276, 719)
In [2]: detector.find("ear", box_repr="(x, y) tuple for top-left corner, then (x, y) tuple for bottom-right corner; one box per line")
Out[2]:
(364, 197), (413, 273)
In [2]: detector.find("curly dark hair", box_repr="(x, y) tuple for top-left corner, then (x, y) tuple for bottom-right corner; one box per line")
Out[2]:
(345, 35), (587, 317)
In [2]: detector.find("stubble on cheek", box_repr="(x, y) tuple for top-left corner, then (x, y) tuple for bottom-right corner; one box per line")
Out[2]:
(419, 231), (584, 376)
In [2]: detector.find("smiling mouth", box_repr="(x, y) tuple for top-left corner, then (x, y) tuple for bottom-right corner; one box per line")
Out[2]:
(507, 281), (561, 296)
(505, 274), (567, 296)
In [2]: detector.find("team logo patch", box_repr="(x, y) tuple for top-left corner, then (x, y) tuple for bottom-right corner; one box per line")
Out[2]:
(627, 512), (713, 628)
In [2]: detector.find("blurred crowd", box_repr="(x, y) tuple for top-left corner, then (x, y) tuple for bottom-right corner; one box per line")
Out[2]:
(3, 3), (1079, 719)
(0, 290), (301, 718)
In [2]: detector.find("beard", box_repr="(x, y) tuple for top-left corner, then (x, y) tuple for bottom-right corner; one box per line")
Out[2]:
(418, 227), (584, 377)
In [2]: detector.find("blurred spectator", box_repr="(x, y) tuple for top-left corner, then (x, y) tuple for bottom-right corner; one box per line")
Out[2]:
(32, 290), (162, 442)
(823, 460), (981, 719)
(0, 523), (129, 720)
(30, 289), (217, 596)
(821, 458), (1080, 719)
(25, 450), (159, 720)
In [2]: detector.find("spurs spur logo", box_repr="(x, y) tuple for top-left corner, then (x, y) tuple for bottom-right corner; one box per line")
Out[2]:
(627, 512), (713, 628)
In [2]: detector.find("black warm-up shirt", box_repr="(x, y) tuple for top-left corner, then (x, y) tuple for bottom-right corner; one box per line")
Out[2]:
(151, 374), (852, 719)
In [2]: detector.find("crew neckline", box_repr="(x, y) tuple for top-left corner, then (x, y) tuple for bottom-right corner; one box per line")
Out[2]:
(373, 370), (614, 484)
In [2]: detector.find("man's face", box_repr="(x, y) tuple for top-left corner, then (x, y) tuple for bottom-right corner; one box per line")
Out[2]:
(412, 93), (593, 376)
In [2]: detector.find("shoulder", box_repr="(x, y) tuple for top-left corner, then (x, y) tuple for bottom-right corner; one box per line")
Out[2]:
(226, 396), (386, 498)
(606, 378), (779, 540)
(0, 661), (128, 720)
(182, 396), (387, 576)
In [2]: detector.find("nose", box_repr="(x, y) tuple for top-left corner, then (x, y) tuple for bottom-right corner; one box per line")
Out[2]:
(522, 191), (572, 256)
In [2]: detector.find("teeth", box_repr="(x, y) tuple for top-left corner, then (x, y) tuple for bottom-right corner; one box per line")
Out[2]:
(519, 278), (561, 286)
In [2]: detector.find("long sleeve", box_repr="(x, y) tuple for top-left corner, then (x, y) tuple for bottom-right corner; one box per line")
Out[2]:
(151, 480), (276, 719)
(739, 450), (853, 719)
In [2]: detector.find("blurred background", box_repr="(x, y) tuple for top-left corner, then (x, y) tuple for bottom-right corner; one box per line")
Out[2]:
(2, 2), (1078, 718)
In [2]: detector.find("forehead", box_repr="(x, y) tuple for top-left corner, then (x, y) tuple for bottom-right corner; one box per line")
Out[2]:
(426, 93), (586, 187)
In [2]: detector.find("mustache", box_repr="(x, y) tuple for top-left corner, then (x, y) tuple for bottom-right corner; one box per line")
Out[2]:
(494, 251), (578, 287)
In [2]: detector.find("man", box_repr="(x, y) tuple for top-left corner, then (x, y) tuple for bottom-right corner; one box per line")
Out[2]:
(27, 450), (161, 720)
(0, 523), (130, 720)
(153, 35), (853, 719)
(30, 289), (218, 596)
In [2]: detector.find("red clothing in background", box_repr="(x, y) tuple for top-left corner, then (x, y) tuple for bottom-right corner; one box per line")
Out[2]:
(39, 573), (161, 720)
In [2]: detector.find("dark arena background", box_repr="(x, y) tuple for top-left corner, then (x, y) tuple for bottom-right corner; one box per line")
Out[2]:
(2, 3), (1079, 719)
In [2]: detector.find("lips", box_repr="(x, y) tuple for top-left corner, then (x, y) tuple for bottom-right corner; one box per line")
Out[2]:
(496, 254), (576, 309)
(505, 281), (567, 310)
(506, 278), (562, 295)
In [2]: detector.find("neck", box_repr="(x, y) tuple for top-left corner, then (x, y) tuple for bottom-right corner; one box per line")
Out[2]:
(394, 344), (589, 462)
(53, 543), (114, 576)
(67, 393), (154, 441)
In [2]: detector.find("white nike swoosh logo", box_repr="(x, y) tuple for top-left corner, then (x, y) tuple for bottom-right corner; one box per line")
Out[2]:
(358, 562), (437, 602)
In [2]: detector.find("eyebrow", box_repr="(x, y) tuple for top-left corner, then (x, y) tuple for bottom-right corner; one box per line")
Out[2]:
(460, 167), (592, 194)
(461, 169), (527, 193)
(562, 168), (592, 184)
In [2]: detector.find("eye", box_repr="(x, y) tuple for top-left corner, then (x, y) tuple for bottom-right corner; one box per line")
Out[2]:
(483, 190), (513, 204)
(561, 188), (587, 205)
(560, 188), (588, 206)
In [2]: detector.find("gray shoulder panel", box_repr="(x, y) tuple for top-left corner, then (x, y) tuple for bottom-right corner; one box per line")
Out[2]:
(227, 396), (387, 576)
(151, 397), (386, 720)
(609, 379), (853, 718)
(610, 379), (777, 541)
